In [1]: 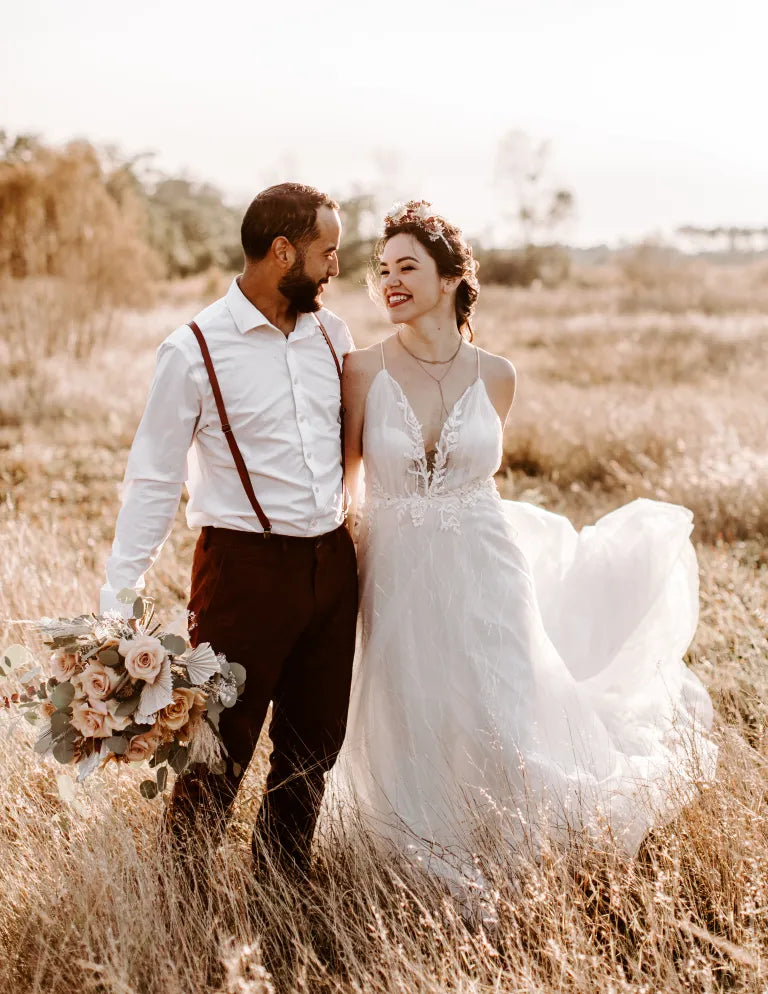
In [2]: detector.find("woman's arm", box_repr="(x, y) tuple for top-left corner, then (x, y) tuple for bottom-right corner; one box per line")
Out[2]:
(341, 348), (380, 542)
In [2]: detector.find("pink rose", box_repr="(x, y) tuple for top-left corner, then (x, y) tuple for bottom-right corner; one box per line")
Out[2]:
(124, 729), (163, 763)
(50, 650), (81, 682)
(157, 687), (198, 732)
(70, 698), (112, 739)
(118, 635), (166, 684)
(73, 661), (120, 702)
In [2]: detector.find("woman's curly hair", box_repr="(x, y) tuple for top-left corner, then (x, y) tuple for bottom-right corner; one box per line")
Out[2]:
(373, 201), (479, 340)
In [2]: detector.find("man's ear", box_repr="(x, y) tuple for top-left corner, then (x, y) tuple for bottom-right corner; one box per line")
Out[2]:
(271, 236), (297, 269)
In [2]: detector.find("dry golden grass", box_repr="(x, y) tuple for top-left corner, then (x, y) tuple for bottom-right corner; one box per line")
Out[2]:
(1, 267), (767, 992)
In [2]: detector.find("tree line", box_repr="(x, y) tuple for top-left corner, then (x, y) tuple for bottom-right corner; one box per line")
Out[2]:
(1, 129), (589, 295)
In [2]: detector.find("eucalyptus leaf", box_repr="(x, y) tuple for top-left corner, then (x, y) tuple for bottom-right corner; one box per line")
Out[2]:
(105, 735), (128, 756)
(139, 779), (158, 800)
(50, 682), (76, 709)
(154, 742), (171, 765)
(116, 588), (139, 605)
(169, 745), (189, 774)
(23, 711), (39, 724)
(131, 597), (144, 619)
(98, 648), (121, 667)
(115, 695), (141, 717)
(228, 663), (247, 687)
(50, 710), (73, 735)
(53, 737), (76, 764)
(156, 765), (168, 792)
(160, 634), (187, 657)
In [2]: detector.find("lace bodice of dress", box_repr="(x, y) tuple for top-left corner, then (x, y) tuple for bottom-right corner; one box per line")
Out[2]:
(362, 361), (504, 530)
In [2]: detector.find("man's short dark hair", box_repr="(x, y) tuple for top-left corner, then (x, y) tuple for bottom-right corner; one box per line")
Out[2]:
(240, 183), (339, 261)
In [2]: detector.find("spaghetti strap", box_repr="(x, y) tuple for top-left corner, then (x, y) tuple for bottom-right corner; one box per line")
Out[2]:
(475, 345), (481, 378)
(380, 340), (387, 370)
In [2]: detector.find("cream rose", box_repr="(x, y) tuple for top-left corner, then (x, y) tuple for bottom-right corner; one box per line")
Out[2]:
(118, 635), (166, 684)
(157, 687), (199, 732)
(124, 729), (163, 763)
(50, 650), (81, 682)
(74, 660), (121, 702)
(71, 698), (113, 738)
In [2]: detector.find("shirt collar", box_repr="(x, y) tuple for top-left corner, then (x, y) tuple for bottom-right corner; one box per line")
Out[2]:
(225, 277), (321, 341)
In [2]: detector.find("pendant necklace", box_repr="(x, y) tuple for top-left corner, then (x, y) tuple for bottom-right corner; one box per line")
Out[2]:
(396, 330), (463, 423)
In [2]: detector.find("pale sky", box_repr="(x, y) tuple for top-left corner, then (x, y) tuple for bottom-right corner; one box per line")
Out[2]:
(3, 0), (767, 245)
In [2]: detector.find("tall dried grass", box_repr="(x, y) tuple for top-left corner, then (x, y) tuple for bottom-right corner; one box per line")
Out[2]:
(1, 272), (767, 991)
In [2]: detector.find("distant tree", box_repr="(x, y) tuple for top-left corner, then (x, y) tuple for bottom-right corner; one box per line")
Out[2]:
(677, 224), (768, 255)
(336, 192), (378, 278)
(143, 177), (242, 276)
(494, 130), (575, 247)
(0, 133), (159, 297)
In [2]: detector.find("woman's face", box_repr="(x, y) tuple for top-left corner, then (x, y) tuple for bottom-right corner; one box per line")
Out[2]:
(379, 233), (444, 324)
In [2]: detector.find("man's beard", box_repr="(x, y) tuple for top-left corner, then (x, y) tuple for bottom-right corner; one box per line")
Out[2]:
(278, 255), (325, 313)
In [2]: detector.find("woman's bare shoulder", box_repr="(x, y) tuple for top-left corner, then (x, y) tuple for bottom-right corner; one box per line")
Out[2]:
(476, 345), (516, 419)
(342, 340), (386, 403)
(343, 340), (386, 375)
(477, 346), (516, 385)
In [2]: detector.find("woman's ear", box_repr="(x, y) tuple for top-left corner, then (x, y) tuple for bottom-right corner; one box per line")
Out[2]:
(441, 275), (461, 294)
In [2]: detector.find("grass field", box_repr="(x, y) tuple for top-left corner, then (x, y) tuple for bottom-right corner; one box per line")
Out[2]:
(1, 266), (767, 992)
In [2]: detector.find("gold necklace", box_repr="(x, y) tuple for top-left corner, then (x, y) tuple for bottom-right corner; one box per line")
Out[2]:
(397, 331), (463, 422)
(396, 330), (462, 365)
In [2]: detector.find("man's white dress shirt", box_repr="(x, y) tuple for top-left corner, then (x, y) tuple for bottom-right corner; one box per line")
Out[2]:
(100, 278), (354, 615)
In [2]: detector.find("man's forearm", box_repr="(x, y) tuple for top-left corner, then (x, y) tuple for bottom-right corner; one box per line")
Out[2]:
(100, 478), (184, 614)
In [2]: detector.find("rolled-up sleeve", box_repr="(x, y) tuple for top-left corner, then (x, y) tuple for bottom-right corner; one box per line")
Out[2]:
(100, 338), (201, 614)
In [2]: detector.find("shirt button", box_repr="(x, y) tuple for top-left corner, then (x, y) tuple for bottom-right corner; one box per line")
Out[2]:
(306, 451), (312, 460)
(313, 485), (320, 494)
(293, 376), (299, 385)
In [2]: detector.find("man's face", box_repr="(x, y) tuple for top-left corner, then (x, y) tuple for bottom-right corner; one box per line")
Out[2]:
(278, 206), (342, 313)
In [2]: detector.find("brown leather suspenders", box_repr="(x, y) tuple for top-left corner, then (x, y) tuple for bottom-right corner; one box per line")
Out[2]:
(187, 318), (346, 537)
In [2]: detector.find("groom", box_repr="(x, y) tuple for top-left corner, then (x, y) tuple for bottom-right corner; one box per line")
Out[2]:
(101, 183), (358, 875)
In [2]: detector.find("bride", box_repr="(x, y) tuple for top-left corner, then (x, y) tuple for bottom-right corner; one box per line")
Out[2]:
(325, 201), (717, 881)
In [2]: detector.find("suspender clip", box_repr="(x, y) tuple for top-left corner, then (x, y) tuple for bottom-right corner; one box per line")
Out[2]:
(262, 526), (272, 539)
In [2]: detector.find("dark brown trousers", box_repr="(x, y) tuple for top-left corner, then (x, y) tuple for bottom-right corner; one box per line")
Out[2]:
(165, 523), (358, 875)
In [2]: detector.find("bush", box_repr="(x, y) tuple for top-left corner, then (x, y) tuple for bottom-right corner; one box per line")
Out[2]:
(475, 245), (571, 287)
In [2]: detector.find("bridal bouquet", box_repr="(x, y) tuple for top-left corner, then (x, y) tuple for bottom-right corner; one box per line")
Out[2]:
(0, 590), (245, 798)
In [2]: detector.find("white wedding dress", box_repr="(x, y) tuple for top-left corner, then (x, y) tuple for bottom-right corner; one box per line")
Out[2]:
(325, 346), (717, 880)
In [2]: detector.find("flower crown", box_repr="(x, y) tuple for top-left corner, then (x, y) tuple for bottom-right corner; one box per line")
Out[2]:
(383, 200), (451, 248)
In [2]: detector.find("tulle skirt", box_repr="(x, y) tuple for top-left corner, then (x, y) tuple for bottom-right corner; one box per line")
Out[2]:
(325, 494), (717, 880)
